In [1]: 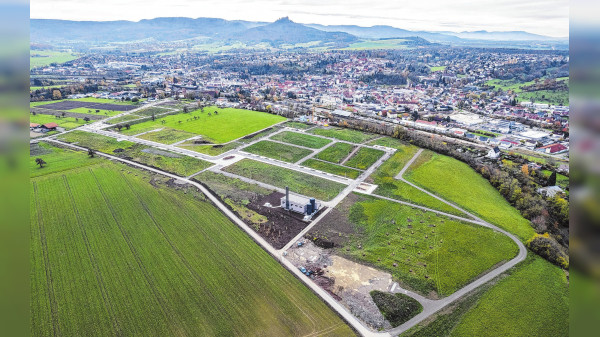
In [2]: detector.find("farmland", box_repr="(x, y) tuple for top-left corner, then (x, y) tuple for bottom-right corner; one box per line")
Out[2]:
(270, 131), (331, 149)
(57, 132), (212, 176)
(311, 194), (518, 297)
(177, 142), (241, 156)
(309, 127), (377, 143)
(284, 121), (313, 129)
(30, 148), (354, 336)
(30, 50), (79, 69)
(30, 114), (91, 130)
(136, 128), (197, 145)
(116, 106), (286, 143)
(316, 142), (355, 164)
(301, 159), (361, 179)
(517, 90), (569, 106)
(344, 147), (385, 169)
(404, 151), (536, 241)
(242, 140), (313, 163)
(223, 159), (347, 201)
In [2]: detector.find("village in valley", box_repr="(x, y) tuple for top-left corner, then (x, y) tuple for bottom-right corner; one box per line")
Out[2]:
(29, 15), (569, 337)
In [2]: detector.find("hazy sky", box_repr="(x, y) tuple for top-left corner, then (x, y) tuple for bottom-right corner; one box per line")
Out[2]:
(30, 0), (569, 37)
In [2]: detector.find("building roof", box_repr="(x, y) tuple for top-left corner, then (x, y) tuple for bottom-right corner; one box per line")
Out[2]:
(281, 194), (312, 205)
(539, 143), (568, 153)
(43, 122), (58, 128)
(30, 123), (40, 127)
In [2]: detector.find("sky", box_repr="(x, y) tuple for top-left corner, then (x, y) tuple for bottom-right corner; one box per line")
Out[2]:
(30, 0), (569, 37)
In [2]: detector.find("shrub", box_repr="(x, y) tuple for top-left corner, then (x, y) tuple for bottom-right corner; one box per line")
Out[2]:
(370, 290), (423, 327)
(526, 233), (569, 269)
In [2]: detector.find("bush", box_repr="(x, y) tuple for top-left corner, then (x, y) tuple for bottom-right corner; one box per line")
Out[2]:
(370, 290), (423, 327)
(526, 234), (569, 269)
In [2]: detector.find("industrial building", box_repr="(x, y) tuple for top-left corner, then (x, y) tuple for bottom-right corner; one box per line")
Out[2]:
(280, 187), (321, 216)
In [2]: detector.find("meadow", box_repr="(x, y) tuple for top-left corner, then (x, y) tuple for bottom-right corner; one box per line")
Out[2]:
(430, 66), (447, 72)
(177, 142), (241, 156)
(30, 114), (91, 130)
(270, 131), (332, 149)
(223, 159), (347, 201)
(344, 147), (385, 169)
(30, 50), (79, 69)
(316, 142), (356, 163)
(30, 147), (353, 336)
(117, 106), (286, 143)
(404, 151), (536, 241)
(309, 127), (377, 143)
(284, 121), (313, 129)
(301, 159), (361, 179)
(517, 90), (569, 106)
(57, 132), (212, 177)
(136, 128), (197, 145)
(242, 140), (313, 163)
(314, 194), (518, 297)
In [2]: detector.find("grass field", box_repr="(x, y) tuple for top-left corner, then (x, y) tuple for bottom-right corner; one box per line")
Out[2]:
(117, 106), (286, 143)
(106, 114), (144, 125)
(517, 90), (569, 106)
(30, 50), (79, 69)
(136, 128), (197, 145)
(242, 140), (313, 163)
(344, 147), (385, 169)
(430, 66), (447, 72)
(484, 79), (536, 93)
(404, 151), (536, 241)
(285, 121), (313, 129)
(223, 159), (347, 201)
(316, 142), (355, 164)
(309, 127), (377, 143)
(57, 132), (212, 176)
(30, 148), (354, 336)
(301, 159), (361, 179)
(314, 194), (518, 297)
(177, 142), (241, 156)
(30, 114), (91, 130)
(67, 107), (122, 117)
(450, 255), (568, 337)
(30, 143), (101, 178)
(368, 144), (465, 216)
(270, 131), (332, 149)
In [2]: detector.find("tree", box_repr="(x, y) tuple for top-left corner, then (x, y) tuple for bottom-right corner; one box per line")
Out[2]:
(151, 113), (156, 121)
(183, 106), (189, 113)
(548, 171), (557, 186)
(521, 164), (529, 176)
(35, 158), (46, 168)
(83, 117), (90, 122)
(52, 89), (62, 100)
(116, 124), (123, 131)
(125, 124), (131, 130)
(88, 148), (95, 158)
(131, 97), (139, 103)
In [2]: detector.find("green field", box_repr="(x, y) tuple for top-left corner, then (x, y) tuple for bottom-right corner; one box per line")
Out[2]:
(316, 142), (356, 164)
(344, 147), (385, 169)
(430, 66), (447, 72)
(106, 114), (144, 125)
(30, 148), (353, 336)
(285, 121), (313, 129)
(30, 143), (101, 178)
(450, 255), (568, 337)
(301, 159), (361, 179)
(484, 79), (536, 93)
(270, 131), (332, 149)
(57, 131), (212, 177)
(223, 159), (347, 201)
(517, 90), (569, 106)
(309, 127), (377, 143)
(117, 106), (285, 143)
(242, 140), (312, 163)
(177, 142), (241, 156)
(404, 151), (536, 241)
(67, 107), (122, 117)
(136, 128), (197, 145)
(30, 114), (91, 130)
(313, 194), (518, 297)
(30, 50), (79, 69)
(541, 170), (569, 190)
(368, 144), (464, 216)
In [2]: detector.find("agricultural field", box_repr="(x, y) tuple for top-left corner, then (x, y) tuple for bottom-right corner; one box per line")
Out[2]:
(270, 131), (331, 149)
(301, 159), (361, 179)
(116, 106), (286, 143)
(368, 145), (465, 216)
(344, 147), (385, 170)
(31, 149), (353, 336)
(285, 121), (313, 129)
(30, 143), (100, 178)
(404, 151), (536, 241)
(106, 114), (144, 125)
(242, 140), (313, 163)
(177, 142), (241, 156)
(429, 66), (447, 72)
(517, 90), (569, 106)
(30, 50), (79, 69)
(57, 131), (212, 177)
(136, 128), (197, 145)
(316, 142), (356, 164)
(309, 127), (378, 143)
(223, 159), (347, 201)
(310, 194), (518, 297)
(30, 114), (91, 130)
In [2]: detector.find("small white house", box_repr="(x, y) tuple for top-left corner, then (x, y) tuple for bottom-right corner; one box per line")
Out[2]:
(487, 147), (501, 159)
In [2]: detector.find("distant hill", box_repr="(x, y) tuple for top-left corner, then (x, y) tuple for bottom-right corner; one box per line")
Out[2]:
(307, 24), (463, 43)
(233, 17), (356, 45)
(439, 30), (566, 41)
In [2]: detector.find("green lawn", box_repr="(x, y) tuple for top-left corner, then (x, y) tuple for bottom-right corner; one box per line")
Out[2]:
(316, 143), (356, 164)
(517, 90), (569, 106)
(430, 66), (447, 72)
(314, 194), (518, 297)
(30, 50), (79, 69)
(404, 151), (536, 241)
(450, 255), (568, 337)
(136, 128), (197, 145)
(242, 140), (313, 163)
(67, 107), (122, 117)
(309, 127), (377, 143)
(270, 131), (332, 149)
(57, 131), (212, 177)
(117, 106), (286, 143)
(30, 148), (353, 336)
(301, 159), (361, 179)
(344, 147), (385, 169)
(30, 143), (101, 178)
(223, 159), (347, 201)
(30, 114), (91, 130)
(177, 142), (241, 157)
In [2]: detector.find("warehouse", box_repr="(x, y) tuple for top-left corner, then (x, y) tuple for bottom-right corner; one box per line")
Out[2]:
(280, 187), (321, 216)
